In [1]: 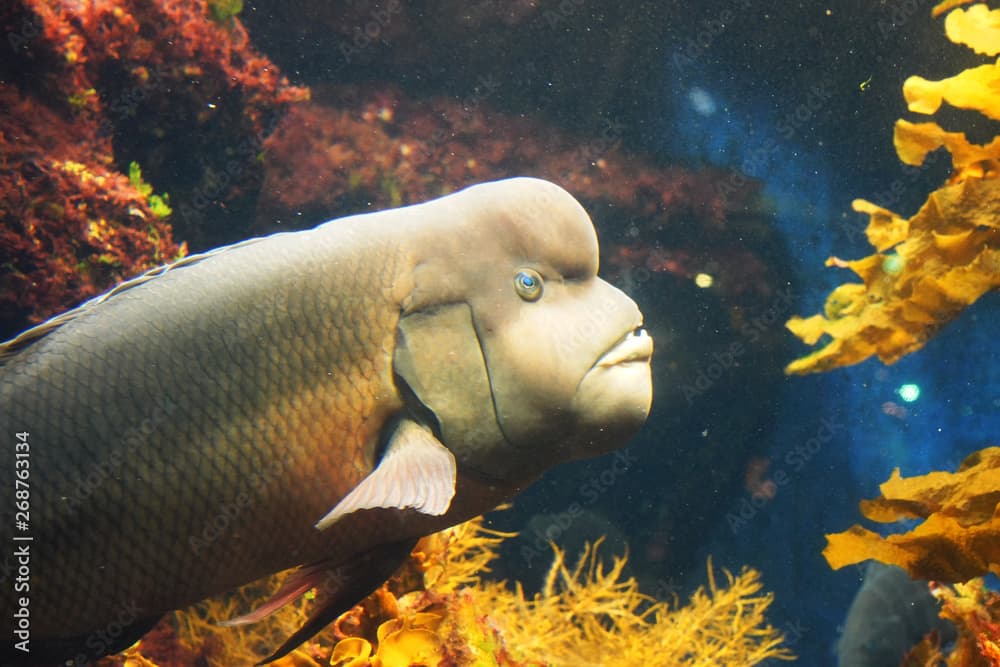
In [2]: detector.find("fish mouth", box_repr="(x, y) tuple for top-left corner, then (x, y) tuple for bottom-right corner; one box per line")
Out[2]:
(595, 324), (653, 368)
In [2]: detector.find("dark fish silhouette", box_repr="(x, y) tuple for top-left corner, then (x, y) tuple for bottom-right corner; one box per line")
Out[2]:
(837, 562), (956, 666)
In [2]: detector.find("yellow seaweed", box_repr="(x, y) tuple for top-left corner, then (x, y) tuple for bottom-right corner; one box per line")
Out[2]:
(366, 524), (792, 666)
(933, 0), (977, 19)
(459, 547), (793, 667)
(893, 120), (1000, 173)
(945, 4), (1000, 55)
(902, 578), (1000, 666)
(126, 514), (790, 666)
(329, 637), (372, 667)
(785, 2), (1000, 375)
(824, 447), (1000, 583)
(170, 570), (331, 667)
(903, 61), (1000, 120)
(412, 511), (517, 594)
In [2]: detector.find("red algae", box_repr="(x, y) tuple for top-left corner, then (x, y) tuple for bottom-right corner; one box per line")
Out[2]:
(0, 0), (308, 332)
(12, 0), (308, 133)
(0, 83), (182, 326)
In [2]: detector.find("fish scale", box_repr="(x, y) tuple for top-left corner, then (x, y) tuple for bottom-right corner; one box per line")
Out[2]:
(1, 228), (408, 640)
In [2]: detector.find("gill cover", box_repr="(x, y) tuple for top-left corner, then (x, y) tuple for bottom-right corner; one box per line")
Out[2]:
(392, 303), (509, 472)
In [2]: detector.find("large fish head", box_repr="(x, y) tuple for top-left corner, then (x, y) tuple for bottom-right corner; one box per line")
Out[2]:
(394, 177), (652, 481)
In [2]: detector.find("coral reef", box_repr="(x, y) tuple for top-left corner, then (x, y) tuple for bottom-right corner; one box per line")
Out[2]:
(0, 82), (183, 329)
(799, 10), (1000, 666)
(784, 1), (1000, 375)
(902, 578), (1000, 667)
(0, 0), (307, 335)
(824, 446), (1000, 583)
(447, 548), (792, 666)
(6, 0), (307, 134)
(825, 448), (1000, 661)
(102, 516), (791, 666)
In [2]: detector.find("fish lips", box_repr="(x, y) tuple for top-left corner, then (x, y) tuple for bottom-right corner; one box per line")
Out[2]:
(593, 326), (654, 368)
(568, 323), (654, 457)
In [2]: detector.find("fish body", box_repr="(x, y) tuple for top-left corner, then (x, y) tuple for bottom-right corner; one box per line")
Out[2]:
(0, 178), (653, 664)
(837, 562), (955, 667)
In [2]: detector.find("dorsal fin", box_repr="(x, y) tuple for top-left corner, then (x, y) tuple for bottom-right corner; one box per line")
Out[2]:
(0, 235), (274, 363)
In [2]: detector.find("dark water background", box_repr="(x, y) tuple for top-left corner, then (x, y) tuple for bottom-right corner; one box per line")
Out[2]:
(629, 3), (1000, 664)
(5, 1), (1000, 665)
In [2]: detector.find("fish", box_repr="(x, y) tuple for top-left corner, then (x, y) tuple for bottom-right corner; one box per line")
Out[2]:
(0, 177), (653, 665)
(836, 562), (956, 666)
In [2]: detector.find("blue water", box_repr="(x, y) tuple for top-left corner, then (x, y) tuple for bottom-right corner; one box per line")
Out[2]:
(661, 54), (1000, 665)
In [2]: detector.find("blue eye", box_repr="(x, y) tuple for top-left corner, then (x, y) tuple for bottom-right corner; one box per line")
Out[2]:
(514, 269), (543, 301)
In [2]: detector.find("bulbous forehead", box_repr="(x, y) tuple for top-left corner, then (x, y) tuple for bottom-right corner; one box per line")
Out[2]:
(460, 177), (599, 280)
(393, 177), (601, 314)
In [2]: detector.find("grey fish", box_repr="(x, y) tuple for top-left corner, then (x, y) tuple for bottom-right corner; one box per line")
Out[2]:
(837, 562), (956, 666)
(0, 178), (653, 665)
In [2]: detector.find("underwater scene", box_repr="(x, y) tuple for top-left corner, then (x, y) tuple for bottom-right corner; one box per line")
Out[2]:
(2, 1), (1000, 666)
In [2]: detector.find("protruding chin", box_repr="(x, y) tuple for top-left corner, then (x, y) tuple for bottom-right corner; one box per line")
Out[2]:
(569, 360), (653, 457)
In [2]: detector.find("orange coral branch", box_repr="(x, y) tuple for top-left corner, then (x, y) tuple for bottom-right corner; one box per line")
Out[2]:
(824, 447), (1000, 582)
(785, 2), (1000, 375)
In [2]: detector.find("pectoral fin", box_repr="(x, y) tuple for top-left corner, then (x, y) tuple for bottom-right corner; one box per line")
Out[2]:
(314, 418), (457, 530)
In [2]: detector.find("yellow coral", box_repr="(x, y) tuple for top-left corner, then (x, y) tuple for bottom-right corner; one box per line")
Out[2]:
(785, 2), (1000, 375)
(432, 539), (792, 667)
(413, 510), (516, 594)
(329, 637), (372, 667)
(373, 624), (444, 667)
(150, 515), (789, 666)
(903, 61), (1000, 119)
(270, 650), (324, 667)
(944, 3), (1000, 54)
(904, 577), (1000, 666)
(171, 569), (331, 667)
(824, 447), (1000, 582)
(121, 650), (162, 667)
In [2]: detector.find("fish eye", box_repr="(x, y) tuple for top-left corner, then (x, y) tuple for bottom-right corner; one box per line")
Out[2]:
(513, 269), (543, 301)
